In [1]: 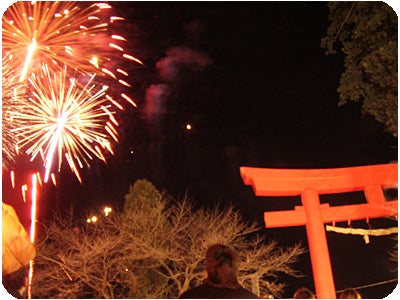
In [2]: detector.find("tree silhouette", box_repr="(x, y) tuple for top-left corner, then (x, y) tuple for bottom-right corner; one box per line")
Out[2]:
(321, 2), (397, 136)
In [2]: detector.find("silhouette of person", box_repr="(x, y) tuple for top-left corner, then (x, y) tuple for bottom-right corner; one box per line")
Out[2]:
(293, 287), (316, 299)
(339, 288), (362, 299)
(179, 244), (258, 298)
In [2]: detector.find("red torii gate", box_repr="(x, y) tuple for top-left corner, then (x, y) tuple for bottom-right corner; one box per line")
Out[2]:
(240, 163), (398, 298)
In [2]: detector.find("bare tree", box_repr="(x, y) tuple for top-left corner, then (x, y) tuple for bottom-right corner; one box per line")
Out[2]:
(156, 195), (305, 298)
(32, 208), (146, 298)
(32, 179), (305, 298)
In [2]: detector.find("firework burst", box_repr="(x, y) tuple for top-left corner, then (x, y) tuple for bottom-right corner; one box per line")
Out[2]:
(2, 55), (28, 170)
(2, 1), (142, 107)
(11, 64), (118, 183)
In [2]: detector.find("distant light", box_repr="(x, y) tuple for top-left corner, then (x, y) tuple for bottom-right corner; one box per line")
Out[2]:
(104, 206), (112, 216)
(186, 124), (192, 130)
(87, 216), (98, 223)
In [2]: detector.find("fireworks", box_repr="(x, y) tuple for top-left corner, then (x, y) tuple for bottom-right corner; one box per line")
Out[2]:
(1, 56), (28, 170)
(11, 64), (118, 183)
(3, 2), (107, 78)
(2, 1), (143, 181)
(2, 1), (142, 105)
(27, 173), (38, 299)
(3, 6), (142, 292)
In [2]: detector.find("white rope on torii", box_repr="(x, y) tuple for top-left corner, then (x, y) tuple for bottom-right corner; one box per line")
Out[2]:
(326, 224), (398, 244)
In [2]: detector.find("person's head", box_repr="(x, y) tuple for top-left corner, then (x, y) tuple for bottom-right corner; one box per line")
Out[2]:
(339, 288), (362, 299)
(205, 244), (240, 289)
(293, 287), (315, 299)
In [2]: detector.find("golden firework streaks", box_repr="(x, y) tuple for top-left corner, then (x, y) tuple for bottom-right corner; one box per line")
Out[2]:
(11, 64), (118, 183)
(10, 170), (16, 188)
(20, 38), (38, 82)
(2, 1), (143, 188)
(22, 184), (28, 202)
(29, 174), (38, 243)
(3, 1), (107, 78)
(2, 1), (142, 107)
(1, 56), (28, 170)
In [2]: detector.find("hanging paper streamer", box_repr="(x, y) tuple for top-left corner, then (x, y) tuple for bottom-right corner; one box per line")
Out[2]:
(326, 224), (398, 244)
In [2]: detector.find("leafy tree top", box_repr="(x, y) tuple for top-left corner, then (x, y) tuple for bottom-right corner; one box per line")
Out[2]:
(124, 178), (163, 211)
(321, 2), (398, 136)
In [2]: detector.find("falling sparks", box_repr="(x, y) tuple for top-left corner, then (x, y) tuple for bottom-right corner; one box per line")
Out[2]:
(123, 53), (144, 65)
(121, 93), (137, 107)
(50, 173), (57, 186)
(22, 184), (28, 202)
(10, 171), (16, 188)
(11, 64), (117, 183)
(29, 174), (38, 243)
(27, 173), (38, 299)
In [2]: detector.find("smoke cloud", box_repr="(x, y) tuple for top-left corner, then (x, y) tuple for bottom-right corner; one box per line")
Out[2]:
(156, 46), (212, 81)
(142, 83), (170, 120)
(143, 46), (212, 121)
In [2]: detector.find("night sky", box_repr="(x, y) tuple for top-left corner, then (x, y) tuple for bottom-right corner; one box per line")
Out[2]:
(3, 1), (398, 298)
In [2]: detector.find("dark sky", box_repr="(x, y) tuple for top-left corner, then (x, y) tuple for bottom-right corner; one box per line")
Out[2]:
(3, 1), (398, 298)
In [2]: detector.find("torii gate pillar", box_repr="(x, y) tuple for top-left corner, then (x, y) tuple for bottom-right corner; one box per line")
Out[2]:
(240, 163), (398, 298)
(301, 188), (335, 298)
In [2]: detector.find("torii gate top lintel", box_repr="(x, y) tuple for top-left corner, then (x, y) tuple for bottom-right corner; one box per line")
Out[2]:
(240, 163), (398, 197)
(240, 163), (398, 298)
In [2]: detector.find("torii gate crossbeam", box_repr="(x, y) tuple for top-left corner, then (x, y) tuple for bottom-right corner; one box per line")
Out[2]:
(240, 163), (398, 298)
